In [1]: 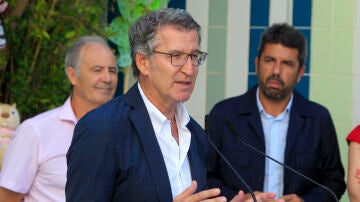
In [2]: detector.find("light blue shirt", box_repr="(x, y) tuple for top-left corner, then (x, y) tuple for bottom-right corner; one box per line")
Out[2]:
(256, 88), (293, 198)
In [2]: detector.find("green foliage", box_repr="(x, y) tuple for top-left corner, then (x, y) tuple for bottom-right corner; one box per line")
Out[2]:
(0, 0), (107, 120)
(105, 0), (169, 69)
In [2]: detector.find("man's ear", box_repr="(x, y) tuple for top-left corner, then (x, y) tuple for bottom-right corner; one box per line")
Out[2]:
(297, 65), (305, 83)
(255, 57), (259, 74)
(66, 67), (77, 85)
(136, 53), (150, 76)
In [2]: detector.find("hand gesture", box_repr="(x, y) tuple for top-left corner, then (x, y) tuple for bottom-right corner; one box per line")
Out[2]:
(173, 181), (229, 202)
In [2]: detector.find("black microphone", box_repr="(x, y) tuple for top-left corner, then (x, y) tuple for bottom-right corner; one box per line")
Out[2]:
(225, 120), (339, 202)
(205, 115), (257, 202)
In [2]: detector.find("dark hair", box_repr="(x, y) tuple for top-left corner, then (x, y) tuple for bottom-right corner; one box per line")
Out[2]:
(258, 23), (307, 68)
(129, 8), (201, 79)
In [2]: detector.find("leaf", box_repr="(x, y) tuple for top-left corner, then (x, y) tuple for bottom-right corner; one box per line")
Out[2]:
(150, 0), (169, 9)
(42, 31), (50, 39)
(117, 0), (133, 19)
(65, 31), (76, 39)
(130, 5), (148, 24)
(105, 17), (130, 49)
(117, 49), (132, 68)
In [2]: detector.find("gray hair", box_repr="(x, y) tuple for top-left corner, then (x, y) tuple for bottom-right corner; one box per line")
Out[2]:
(129, 8), (201, 79)
(65, 36), (110, 76)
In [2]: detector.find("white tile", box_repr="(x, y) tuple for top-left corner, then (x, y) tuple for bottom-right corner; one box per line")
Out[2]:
(352, 75), (360, 123)
(185, 67), (207, 126)
(225, 69), (248, 98)
(186, 0), (209, 125)
(187, 0), (209, 28)
(353, 5), (360, 122)
(227, 0), (251, 27)
(269, 0), (293, 25)
(226, 28), (249, 72)
(357, 0), (360, 27)
(354, 29), (360, 75)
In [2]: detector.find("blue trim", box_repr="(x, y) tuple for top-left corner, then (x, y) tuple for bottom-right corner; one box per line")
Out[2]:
(293, 0), (312, 98)
(293, 0), (312, 26)
(248, 75), (259, 90)
(250, 0), (270, 26)
(295, 75), (309, 98)
(168, 0), (186, 9)
(249, 28), (266, 72)
(248, 0), (269, 90)
(298, 29), (311, 74)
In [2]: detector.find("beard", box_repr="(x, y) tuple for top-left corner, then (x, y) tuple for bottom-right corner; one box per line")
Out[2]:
(259, 75), (293, 100)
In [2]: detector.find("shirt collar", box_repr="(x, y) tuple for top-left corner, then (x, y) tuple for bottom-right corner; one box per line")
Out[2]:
(58, 97), (78, 125)
(138, 83), (190, 134)
(256, 87), (293, 117)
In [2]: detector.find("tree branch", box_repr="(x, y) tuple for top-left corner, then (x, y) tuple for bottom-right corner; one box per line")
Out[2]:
(27, 0), (58, 84)
(9, 0), (29, 29)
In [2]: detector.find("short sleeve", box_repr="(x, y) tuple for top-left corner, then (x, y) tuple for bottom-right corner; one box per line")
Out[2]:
(346, 125), (360, 144)
(0, 121), (40, 193)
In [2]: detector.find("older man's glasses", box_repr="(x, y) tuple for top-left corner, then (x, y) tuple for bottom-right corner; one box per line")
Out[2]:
(152, 50), (208, 67)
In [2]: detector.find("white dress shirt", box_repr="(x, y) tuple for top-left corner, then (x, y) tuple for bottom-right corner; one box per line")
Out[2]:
(138, 84), (192, 198)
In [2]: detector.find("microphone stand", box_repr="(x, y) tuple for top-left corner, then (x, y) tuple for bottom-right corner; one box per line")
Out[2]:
(225, 121), (339, 202)
(205, 115), (257, 202)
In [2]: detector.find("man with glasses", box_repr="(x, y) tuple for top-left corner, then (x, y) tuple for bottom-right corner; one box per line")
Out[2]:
(66, 8), (282, 202)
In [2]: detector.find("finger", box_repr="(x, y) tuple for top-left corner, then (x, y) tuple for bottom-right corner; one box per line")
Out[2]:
(280, 194), (299, 202)
(280, 195), (290, 200)
(256, 192), (277, 200)
(230, 190), (245, 202)
(188, 188), (222, 201)
(173, 181), (198, 201)
(200, 196), (227, 202)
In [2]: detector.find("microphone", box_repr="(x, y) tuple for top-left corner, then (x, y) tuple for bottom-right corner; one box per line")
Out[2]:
(225, 120), (339, 202)
(205, 115), (257, 202)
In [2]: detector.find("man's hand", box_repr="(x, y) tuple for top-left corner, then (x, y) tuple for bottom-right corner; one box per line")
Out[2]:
(242, 191), (285, 202)
(0, 187), (25, 202)
(280, 194), (304, 202)
(173, 182), (288, 202)
(173, 181), (229, 202)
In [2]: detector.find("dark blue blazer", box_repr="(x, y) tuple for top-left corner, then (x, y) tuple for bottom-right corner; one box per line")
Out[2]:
(207, 86), (346, 202)
(66, 84), (208, 202)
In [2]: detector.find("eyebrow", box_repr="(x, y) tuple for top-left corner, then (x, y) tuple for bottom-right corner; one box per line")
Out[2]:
(164, 48), (201, 54)
(90, 65), (117, 68)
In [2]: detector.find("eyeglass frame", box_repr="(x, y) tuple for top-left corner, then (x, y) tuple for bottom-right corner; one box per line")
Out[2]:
(152, 50), (208, 67)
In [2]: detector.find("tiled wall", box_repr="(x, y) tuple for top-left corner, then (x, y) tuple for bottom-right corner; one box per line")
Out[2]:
(311, 1), (356, 200)
(185, 0), (360, 201)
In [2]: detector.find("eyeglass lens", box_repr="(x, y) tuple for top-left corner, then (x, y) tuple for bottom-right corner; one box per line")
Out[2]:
(171, 53), (207, 66)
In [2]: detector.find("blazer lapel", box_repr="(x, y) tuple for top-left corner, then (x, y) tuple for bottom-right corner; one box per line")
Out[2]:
(248, 112), (265, 143)
(284, 100), (305, 162)
(126, 84), (173, 202)
(187, 122), (207, 192)
(188, 141), (205, 189)
(243, 87), (266, 144)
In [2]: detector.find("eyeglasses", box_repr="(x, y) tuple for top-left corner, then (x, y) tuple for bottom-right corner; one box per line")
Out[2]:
(152, 50), (208, 67)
